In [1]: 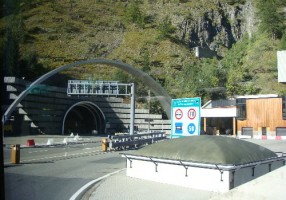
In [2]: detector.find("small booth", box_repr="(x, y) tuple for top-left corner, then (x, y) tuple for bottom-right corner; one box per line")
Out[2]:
(201, 99), (237, 135)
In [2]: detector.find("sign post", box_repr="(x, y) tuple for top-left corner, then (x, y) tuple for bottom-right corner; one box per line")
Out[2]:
(171, 97), (201, 138)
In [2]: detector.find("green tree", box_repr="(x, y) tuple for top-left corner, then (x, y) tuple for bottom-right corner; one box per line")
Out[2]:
(280, 33), (286, 49)
(180, 58), (225, 100)
(221, 35), (254, 96)
(19, 50), (48, 80)
(125, 2), (145, 28)
(221, 36), (249, 69)
(256, 0), (285, 39)
(2, 13), (26, 77)
(158, 16), (176, 39)
(224, 0), (246, 5)
(1, 0), (29, 77)
(2, 30), (20, 76)
(112, 69), (131, 83)
(140, 46), (151, 73)
(226, 68), (244, 96)
(1, 0), (49, 80)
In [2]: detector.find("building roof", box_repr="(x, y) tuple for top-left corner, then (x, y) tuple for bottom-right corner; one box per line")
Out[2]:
(201, 99), (237, 117)
(202, 99), (236, 109)
(235, 94), (278, 99)
(133, 136), (277, 165)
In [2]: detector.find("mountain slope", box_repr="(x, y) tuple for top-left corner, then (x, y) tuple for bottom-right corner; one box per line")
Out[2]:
(1, 0), (286, 102)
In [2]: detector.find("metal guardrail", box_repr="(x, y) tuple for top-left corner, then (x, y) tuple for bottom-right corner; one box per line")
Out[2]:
(107, 132), (166, 150)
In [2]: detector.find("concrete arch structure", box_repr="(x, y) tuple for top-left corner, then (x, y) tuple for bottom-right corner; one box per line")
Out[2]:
(3, 59), (172, 125)
(62, 101), (105, 135)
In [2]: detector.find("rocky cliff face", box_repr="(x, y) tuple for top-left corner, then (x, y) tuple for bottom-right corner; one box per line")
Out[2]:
(175, 0), (257, 56)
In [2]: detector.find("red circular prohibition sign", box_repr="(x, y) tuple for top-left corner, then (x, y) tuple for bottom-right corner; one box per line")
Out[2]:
(175, 109), (183, 120)
(188, 108), (196, 120)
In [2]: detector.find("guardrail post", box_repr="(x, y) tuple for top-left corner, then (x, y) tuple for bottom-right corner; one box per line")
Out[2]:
(101, 138), (109, 152)
(11, 144), (20, 164)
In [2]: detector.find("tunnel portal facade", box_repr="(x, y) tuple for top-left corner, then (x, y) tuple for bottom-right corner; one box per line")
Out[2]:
(3, 77), (171, 136)
(63, 101), (105, 135)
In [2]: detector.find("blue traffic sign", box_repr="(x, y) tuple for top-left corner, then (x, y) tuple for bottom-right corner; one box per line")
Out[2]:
(175, 122), (183, 134)
(187, 123), (196, 135)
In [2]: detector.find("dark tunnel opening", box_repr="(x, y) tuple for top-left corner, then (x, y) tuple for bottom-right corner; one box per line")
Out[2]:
(63, 102), (105, 135)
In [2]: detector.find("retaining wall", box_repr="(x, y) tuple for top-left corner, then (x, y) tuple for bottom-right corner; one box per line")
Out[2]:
(3, 77), (171, 135)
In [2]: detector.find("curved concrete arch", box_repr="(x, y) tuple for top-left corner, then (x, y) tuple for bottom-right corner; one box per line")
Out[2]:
(62, 101), (105, 135)
(3, 59), (171, 125)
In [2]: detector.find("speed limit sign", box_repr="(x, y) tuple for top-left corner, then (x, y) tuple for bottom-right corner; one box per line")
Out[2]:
(171, 97), (201, 138)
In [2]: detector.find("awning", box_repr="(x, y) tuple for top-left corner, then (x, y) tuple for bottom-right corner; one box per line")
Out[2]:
(201, 107), (237, 117)
(201, 100), (237, 117)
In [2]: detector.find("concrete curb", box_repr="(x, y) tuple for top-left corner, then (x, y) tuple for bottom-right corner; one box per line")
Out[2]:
(253, 135), (286, 140)
(237, 135), (286, 140)
(69, 169), (125, 200)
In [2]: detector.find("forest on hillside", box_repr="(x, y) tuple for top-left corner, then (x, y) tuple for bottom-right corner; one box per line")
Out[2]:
(1, 0), (286, 112)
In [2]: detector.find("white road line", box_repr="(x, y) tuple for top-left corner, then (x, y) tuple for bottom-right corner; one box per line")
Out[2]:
(4, 149), (112, 165)
(69, 169), (125, 200)
(28, 150), (48, 154)
(19, 150), (103, 163)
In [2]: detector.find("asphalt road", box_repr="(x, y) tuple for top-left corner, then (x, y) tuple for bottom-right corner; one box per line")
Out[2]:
(4, 142), (126, 200)
(4, 137), (286, 200)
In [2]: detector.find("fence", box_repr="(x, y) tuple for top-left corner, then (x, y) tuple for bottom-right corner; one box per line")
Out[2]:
(108, 132), (166, 150)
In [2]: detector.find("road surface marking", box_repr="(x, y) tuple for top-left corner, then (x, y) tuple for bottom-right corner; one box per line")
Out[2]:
(69, 169), (125, 200)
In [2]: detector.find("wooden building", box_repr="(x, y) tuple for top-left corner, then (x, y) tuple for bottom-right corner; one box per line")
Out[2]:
(201, 94), (286, 136)
(236, 95), (286, 137)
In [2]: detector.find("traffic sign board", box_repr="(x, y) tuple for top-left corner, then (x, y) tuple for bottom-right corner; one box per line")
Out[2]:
(187, 123), (196, 134)
(175, 122), (183, 134)
(188, 108), (196, 120)
(175, 109), (183, 120)
(171, 97), (201, 138)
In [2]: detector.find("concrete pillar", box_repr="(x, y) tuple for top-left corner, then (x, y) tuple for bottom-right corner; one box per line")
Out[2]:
(203, 117), (207, 133)
(232, 117), (236, 135)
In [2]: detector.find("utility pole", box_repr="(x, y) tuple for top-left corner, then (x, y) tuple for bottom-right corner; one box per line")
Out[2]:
(130, 83), (135, 135)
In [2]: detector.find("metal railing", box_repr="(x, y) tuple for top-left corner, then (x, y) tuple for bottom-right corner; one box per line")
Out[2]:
(108, 132), (166, 150)
(122, 152), (286, 181)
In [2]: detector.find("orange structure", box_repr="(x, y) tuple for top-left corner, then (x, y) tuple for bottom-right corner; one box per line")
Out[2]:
(237, 96), (286, 137)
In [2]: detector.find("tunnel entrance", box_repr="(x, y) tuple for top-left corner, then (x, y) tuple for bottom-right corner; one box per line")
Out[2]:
(62, 101), (105, 135)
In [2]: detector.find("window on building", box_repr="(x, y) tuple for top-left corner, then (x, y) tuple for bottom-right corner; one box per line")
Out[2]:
(236, 98), (246, 120)
(282, 96), (286, 120)
(242, 127), (253, 136)
(277, 127), (286, 136)
(262, 127), (267, 136)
